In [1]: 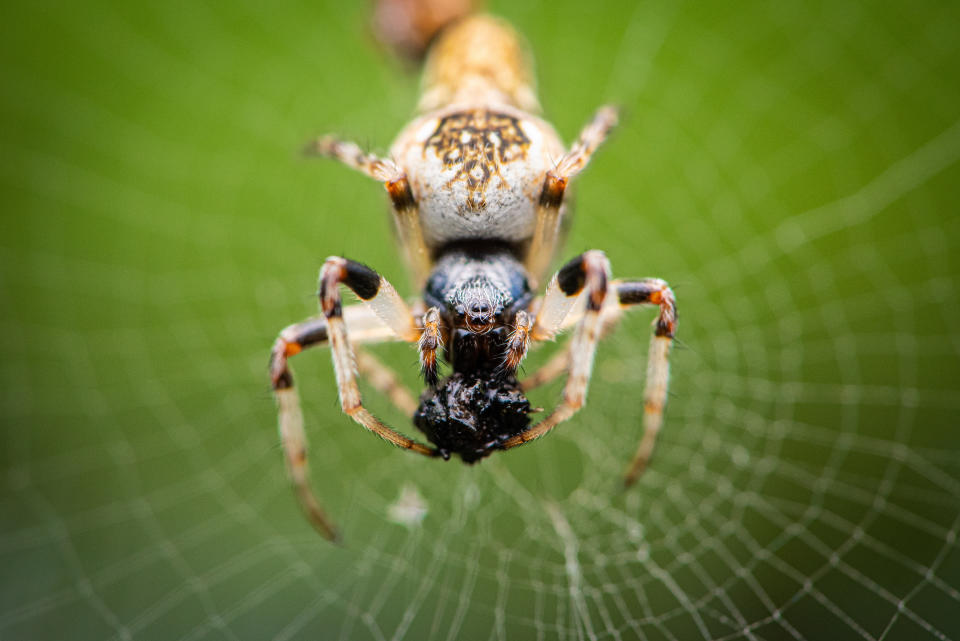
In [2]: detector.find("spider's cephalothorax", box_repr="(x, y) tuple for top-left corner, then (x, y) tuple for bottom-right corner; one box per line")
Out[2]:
(269, 12), (679, 541)
(423, 244), (531, 369)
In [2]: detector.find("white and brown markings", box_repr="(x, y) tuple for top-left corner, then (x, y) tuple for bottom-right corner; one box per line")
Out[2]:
(424, 110), (531, 211)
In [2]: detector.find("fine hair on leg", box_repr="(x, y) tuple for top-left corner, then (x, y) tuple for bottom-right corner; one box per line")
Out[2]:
(502, 250), (611, 450)
(525, 106), (618, 284)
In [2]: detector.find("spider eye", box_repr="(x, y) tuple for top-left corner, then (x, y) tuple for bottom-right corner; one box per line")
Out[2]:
(469, 301), (490, 316)
(467, 301), (494, 324)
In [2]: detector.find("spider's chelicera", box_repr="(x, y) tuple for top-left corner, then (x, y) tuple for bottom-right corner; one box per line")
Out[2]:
(268, 14), (678, 541)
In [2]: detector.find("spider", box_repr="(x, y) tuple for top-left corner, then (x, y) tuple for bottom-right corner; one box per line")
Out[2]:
(269, 14), (677, 541)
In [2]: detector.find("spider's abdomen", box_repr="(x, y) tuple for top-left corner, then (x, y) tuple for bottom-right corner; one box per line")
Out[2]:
(413, 372), (532, 463)
(391, 106), (564, 248)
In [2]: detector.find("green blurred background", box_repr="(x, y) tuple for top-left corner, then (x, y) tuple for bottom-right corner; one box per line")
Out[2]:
(2, 0), (959, 639)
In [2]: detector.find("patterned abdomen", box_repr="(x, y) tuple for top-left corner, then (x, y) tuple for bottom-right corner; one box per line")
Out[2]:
(391, 106), (564, 248)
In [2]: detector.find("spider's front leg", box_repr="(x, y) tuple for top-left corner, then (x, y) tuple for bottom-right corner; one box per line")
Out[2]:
(271, 307), (395, 541)
(504, 255), (678, 486)
(317, 257), (438, 452)
(270, 258), (439, 541)
(502, 250), (612, 449)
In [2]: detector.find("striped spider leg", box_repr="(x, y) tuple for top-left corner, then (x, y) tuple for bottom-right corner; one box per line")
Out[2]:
(502, 252), (678, 486)
(269, 257), (440, 540)
(524, 106), (619, 286)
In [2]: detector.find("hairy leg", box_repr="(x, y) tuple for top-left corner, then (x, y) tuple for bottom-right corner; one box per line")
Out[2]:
(316, 257), (438, 456)
(525, 106), (618, 284)
(509, 267), (679, 486)
(355, 348), (419, 417)
(304, 137), (431, 283)
(502, 251), (611, 449)
(614, 279), (678, 485)
(270, 259), (440, 540)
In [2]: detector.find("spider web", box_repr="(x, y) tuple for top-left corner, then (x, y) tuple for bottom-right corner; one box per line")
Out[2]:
(2, 0), (959, 640)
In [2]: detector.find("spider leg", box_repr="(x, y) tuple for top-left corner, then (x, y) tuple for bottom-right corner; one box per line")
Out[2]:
(304, 136), (431, 284)
(270, 259), (441, 540)
(271, 312), (418, 416)
(505, 265), (678, 485)
(270, 306), (403, 390)
(519, 348), (568, 392)
(520, 286), (628, 391)
(613, 279), (678, 486)
(501, 250), (611, 450)
(271, 307), (401, 542)
(525, 106), (618, 284)
(355, 348), (419, 416)
(534, 274), (678, 333)
(317, 257), (439, 455)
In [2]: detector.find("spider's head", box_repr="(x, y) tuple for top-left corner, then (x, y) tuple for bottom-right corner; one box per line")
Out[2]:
(425, 244), (531, 332)
(413, 371), (533, 463)
(449, 275), (507, 333)
(424, 244), (532, 376)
